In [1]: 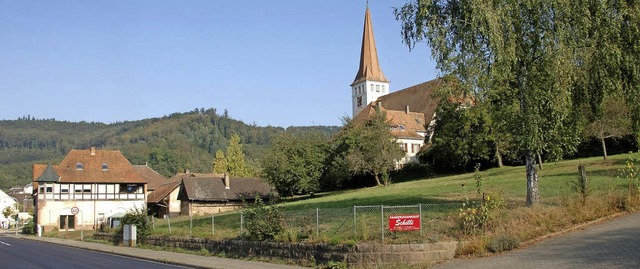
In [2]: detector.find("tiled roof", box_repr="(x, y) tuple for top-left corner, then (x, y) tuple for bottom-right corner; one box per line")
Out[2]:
(180, 175), (273, 202)
(34, 148), (147, 184)
(351, 6), (388, 86)
(350, 78), (447, 140)
(147, 179), (181, 204)
(35, 164), (60, 182)
(133, 165), (167, 190)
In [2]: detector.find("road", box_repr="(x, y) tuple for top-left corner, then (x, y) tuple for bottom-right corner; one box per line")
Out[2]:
(434, 212), (640, 269)
(0, 235), (190, 269)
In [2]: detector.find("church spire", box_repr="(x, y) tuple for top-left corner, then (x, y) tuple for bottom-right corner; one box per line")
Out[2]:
(351, 5), (388, 86)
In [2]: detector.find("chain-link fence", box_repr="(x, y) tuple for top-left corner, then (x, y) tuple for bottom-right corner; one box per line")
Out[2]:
(151, 203), (460, 242)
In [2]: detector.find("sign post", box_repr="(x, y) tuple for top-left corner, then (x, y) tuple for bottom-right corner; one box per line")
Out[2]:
(71, 207), (81, 240)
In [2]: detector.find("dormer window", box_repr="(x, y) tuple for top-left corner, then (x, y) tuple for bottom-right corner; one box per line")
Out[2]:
(399, 125), (405, 131)
(76, 163), (83, 170)
(102, 163), (109, 170)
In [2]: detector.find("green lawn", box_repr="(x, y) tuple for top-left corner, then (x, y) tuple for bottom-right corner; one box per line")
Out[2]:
(149, 152), (639, 242)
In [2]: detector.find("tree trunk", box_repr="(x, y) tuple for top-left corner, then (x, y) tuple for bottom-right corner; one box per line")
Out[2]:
(373, 173), (382, 186)
(526, 151), (540, 206)
(537, 152), (543, 170)
(495, 144), (504, 168)
(600, 135), (608, 160)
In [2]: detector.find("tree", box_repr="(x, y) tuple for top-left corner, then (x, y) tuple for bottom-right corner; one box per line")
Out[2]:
(212, 149), (227, 174)
(428, 94), (494, 171)
(333, 112), (405, 186)
(583, 96), (631, 159)
(261, 132), (327, 197)
(2, 206), (16, 219)
(226, 134), (250, 177)
(396, 0), (585, 205)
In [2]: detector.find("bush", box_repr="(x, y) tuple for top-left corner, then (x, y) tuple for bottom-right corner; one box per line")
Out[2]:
(116, 207), (151, 242)
(487, 234), (520, 253)
(243, 196), (284, 241)
(21, 219), (35, 234)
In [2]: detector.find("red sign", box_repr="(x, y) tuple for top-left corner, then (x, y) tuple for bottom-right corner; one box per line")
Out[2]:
(388, 214), (420, 231)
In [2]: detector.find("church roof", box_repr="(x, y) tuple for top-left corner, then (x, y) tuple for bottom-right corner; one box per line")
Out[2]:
(351, 6), (388, 86)
(351, 78), (448, 140)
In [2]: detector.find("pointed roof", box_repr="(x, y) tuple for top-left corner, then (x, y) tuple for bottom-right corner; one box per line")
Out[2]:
(35, 164), (60, 182)
(352, 6), (388, 86)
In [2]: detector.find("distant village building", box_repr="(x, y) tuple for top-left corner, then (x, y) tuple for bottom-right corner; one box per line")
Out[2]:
(350, 5), (447, 168)
(0, 189), (18, 226)
(33, 146), (147, 231)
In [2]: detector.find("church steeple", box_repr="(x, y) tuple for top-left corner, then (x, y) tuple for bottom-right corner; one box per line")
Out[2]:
(351, 5), (388, 86)
(351, 4), (390, 117)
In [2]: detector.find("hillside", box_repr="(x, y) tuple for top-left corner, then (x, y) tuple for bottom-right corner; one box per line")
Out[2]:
(0, 108), (340, 190)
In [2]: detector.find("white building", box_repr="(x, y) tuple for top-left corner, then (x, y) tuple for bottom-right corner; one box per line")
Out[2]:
(0, 189), (18, 226)
(33, 146), (147, 231)
(350, 5), (448, 168)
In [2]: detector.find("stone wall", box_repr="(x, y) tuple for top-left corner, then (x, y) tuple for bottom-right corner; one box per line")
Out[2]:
(93, 233), (457, 267)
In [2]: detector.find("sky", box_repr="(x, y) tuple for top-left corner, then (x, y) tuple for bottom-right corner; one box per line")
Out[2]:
(0, 1), (438, 128)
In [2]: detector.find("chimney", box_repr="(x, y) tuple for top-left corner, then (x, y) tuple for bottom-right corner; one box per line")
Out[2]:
(375, 101), (382, 112)
(224, 173), (230, 190)
(90, 145), (96, 156)
(405, 105), (410, 114)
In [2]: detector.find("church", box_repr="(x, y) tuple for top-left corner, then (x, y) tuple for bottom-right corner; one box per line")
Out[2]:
(349, 5), (447, 168)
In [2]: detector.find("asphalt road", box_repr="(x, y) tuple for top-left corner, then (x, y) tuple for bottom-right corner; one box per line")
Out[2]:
(0, 235), (191, 269)
(435, 212), (640, 269)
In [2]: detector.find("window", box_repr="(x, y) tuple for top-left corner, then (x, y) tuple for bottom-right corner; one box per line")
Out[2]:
(46, 186), (52, 193)
(382, 85), (385, 92)
(61, 184), (69, 193)
(39, 187), (44, 193)
(76, 163), (83, 170)
(83, 185), (91, 193)
(101, 163), (109, 170)
(371, 84), (374, 91)
(119, 184), (140, 193)
(376, 85), (380, 92)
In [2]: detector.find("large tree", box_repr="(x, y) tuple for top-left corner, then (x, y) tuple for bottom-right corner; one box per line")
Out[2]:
(395, 0), (586, 205)
(261, 132), (327, 197)
(333, 112), (405, 186)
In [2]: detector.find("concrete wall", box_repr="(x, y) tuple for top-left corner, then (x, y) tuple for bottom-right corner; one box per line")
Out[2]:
(93, 233), (457, 267)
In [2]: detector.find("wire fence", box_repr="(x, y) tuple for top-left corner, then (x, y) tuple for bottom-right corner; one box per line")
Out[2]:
(150, 203), (461, 242)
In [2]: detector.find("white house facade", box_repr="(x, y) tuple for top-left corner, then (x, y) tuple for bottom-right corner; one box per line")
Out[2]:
(33, 146), (147, 231)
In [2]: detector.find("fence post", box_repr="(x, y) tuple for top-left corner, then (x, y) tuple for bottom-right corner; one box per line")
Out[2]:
(240, 212), (244, 238)
(381, 205), (384, 241)
(419, 204), (423, 236)
(151, 216), (155, 230)
(316, 208), (319, 237)
(353, 206), (356, 238)
(212, 213), (215, 235)
(167, 215), (171, 234)
(189, 214), (193, 237)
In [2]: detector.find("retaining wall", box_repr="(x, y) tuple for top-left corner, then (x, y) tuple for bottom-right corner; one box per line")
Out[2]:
(93, 233), (457, 267)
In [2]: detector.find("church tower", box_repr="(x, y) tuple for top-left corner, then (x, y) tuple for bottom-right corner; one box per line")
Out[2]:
(351, 4), (390, 117)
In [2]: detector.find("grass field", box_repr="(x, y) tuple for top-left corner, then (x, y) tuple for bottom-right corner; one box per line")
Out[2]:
(147, 152), (640, 247)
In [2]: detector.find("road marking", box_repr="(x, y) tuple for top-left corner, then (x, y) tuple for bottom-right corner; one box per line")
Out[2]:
(0, 240), (11, 246)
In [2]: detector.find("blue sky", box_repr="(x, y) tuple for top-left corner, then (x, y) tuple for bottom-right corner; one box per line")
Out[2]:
(0, 1), (437, 127)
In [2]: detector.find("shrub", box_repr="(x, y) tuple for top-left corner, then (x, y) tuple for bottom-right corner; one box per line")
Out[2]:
(243, 196), (284, 241)
(116, 207), (151, 242)
(21, 219), (35, 234)
(487, 234), (520, 253)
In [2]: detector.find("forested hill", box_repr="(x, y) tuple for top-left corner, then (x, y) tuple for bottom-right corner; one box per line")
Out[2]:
(0, 108), (340, 190)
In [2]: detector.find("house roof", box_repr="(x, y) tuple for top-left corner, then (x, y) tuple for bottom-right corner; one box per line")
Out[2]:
(351, 6), (388, 86)
(133, 165), (167, 190)
(147, 179), (181, 204)
(180, 175), (273, 202)
(33, 148), (147, 184)
(35, 164), (60, 183)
